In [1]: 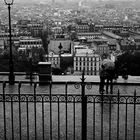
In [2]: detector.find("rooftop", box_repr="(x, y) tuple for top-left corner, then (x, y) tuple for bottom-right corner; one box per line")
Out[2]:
(103, 31), (122, 40)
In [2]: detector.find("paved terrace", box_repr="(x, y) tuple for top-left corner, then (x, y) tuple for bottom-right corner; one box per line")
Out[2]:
(0, 74), (140, 85)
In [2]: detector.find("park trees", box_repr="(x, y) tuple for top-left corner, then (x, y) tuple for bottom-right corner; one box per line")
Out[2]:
(115, 51), (140, 76)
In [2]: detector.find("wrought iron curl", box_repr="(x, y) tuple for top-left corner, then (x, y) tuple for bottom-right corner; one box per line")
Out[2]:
(87, 96), (94, 102)
(44, 95), (50, 102)
(59, 95), (66, 102)
(28, 95), (34, 102)
(86, 82), (92, 90)
(0, 95), (3, 102)
(128, 97), (135, 104)
(67, 95), (74, 102)
(119, 97), (126, 103)
(36, 95), (42, 102)
(112, 96), (118, 103)
(5, 95), (11, 101)
(12, 95), (19, 101)
(136, 97), (140, 104)
(74, 82), (81, 89)
(52, 95), (58, 102)
(95, 96), (102, 103)
(75, 95), (82, 102)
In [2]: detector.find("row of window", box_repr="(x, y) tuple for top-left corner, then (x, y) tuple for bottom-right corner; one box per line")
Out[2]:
(20, 41), (42, 45)
(20, 46), (41, 49)
(0, 34), (19, 38)
(75, 66), (98, 71)
(98, 47), (108, 50)
(50, 61), (59, 65)
(78, 34), (101, 37)
(48, 58), (59, 61)
(74, 61), (100, 64)
(76, 26), (89, 29)
(75, 62), (99, 66)
(20, 45), (42, 48)
(74, 57), (100, 61)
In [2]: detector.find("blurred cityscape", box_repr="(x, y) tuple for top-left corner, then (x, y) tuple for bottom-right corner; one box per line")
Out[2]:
(1, 0), (140, 76)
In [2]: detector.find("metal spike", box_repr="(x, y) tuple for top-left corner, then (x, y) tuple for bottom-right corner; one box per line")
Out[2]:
(18, 82), (21, 89)
(3, 81), (6, 89)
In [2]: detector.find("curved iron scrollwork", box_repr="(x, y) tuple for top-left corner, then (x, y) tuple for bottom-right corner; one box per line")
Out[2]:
(74, 82), (92, 90)
(0, 95), (3, 101)
(74, 83), (81, 89)
(86, 83), (92, 90)
(136, 97), (140, 104)
(0, 94), (140, 104)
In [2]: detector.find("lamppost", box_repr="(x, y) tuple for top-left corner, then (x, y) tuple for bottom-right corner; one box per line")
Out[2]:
(4, 0), (15, 85)
(58, 43), (63, 69)
(29, 50), (33, 85)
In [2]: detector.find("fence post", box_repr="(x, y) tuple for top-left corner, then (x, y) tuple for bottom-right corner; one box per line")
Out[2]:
(81, 70), (87, 140)
(3, 81), (7, 140)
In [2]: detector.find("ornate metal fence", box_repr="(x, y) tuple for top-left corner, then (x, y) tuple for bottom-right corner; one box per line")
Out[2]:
(0, 77), (140, 140)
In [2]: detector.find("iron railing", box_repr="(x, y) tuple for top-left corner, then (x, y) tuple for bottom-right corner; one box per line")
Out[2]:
(0, 75), (140, 140)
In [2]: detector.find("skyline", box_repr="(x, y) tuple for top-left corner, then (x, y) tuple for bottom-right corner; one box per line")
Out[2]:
(12, 0), (140, 2)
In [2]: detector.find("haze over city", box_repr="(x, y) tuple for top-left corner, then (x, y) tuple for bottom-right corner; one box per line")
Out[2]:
(1, 0), (140, 139)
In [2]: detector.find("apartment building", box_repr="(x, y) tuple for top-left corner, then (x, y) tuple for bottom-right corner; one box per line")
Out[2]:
(74, 54), (100, 75)
(18, 36), (42, 52)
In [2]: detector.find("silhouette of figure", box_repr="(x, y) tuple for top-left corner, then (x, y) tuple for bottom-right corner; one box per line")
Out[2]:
(99, 54), (115, 94)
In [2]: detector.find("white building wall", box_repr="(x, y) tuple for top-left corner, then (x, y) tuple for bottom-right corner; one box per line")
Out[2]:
(73, 55), (101, 75)
(47, 56), (60, 68)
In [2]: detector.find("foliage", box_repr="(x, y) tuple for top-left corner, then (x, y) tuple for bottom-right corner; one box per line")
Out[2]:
(0, 47), (46, 72)
(115, 51), (140, 76)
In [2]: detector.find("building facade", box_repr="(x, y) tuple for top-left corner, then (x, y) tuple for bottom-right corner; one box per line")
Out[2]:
(27, 22), (43, 37)
(74, 54), (101, 75)
(48, 39), (73, 54)
(0, 33), (19, 41)
(46, 55), (60, 68)
(76, 23), (90, 33)
(18, 37), (42, 52)
(77, 32), (103, 42)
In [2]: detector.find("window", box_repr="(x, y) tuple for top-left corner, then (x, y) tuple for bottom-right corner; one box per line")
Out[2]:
(83, 62), (85, 66)
(94, 62), (96, 67)
(91, 67), (93, 71)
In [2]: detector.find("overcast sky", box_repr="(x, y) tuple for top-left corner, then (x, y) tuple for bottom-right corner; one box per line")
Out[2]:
(14, 0), (137, 2)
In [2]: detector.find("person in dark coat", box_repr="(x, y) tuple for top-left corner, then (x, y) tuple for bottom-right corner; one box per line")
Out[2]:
(99, 54), (115, 94)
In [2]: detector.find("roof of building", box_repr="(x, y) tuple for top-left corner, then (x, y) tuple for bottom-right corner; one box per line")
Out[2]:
(38, 62), (51, 65)
(77, 32), (102, 35)
(103, 31), (122, 39)
(19, 36), (42, 41)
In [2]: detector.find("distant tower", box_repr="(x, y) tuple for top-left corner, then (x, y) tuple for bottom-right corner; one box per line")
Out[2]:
(124, 15), (128, 21)
(79, 1), (82, 7)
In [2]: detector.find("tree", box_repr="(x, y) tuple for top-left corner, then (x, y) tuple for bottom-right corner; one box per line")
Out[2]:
(115, 51), (140, 76)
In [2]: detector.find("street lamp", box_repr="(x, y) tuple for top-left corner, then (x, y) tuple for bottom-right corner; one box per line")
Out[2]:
(58, 43), (63, 69)
(4, 0), (15, 85)
(29, 50), (33, 85)
(58, 43), (63, 55)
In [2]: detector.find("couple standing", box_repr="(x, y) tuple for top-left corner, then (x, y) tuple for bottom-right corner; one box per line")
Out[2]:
(99, 54), (116, 94)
